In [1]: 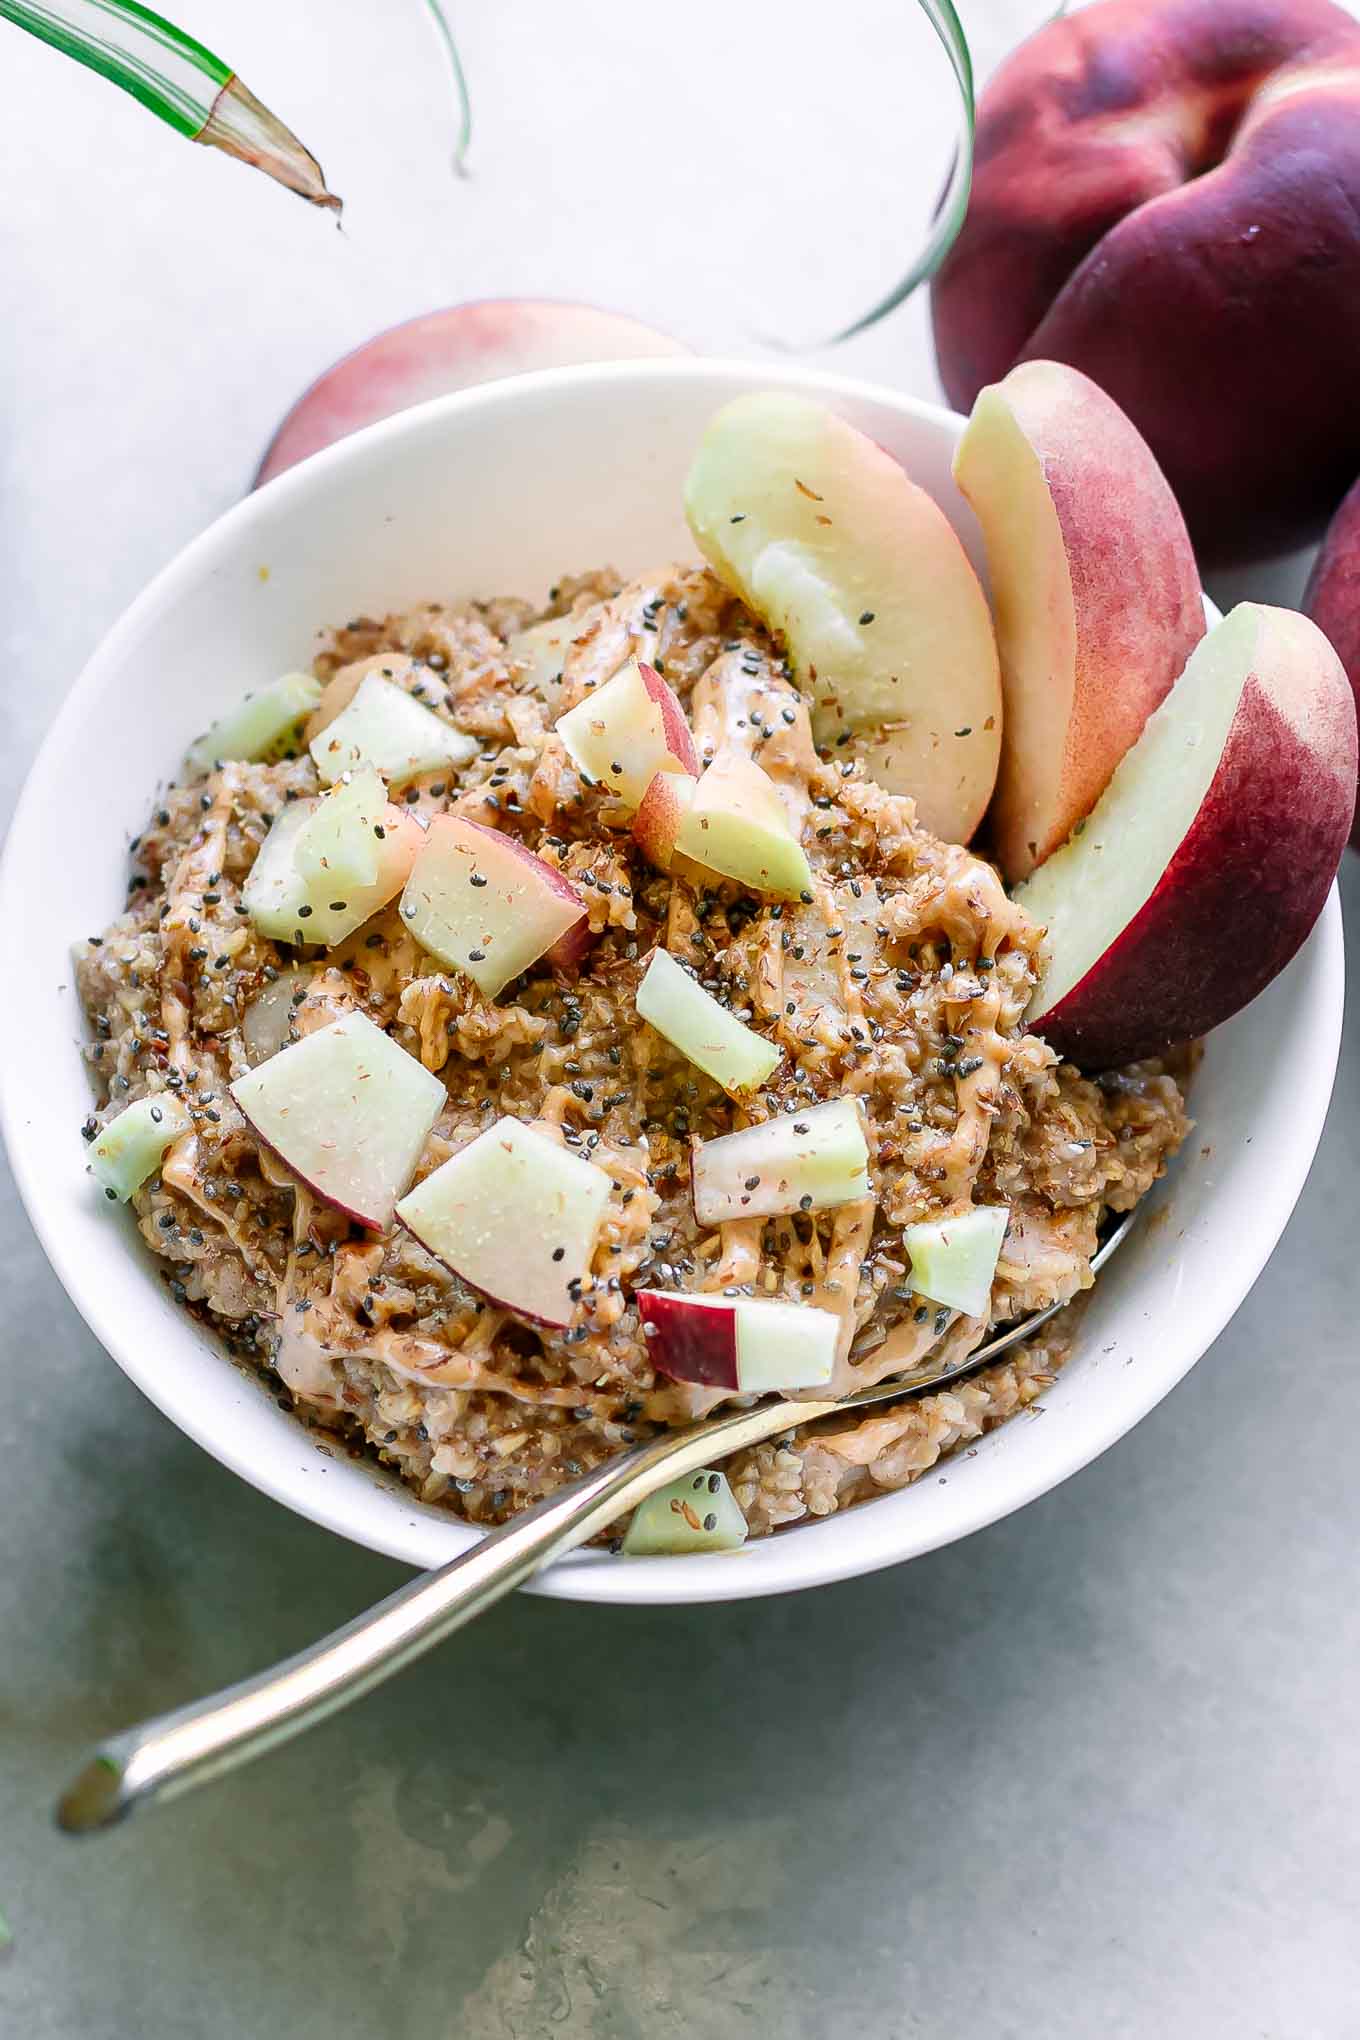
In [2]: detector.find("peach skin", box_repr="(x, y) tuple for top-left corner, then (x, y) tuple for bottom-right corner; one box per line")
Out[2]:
(953, 360), (1204, 882)
(1018, 603), (1356, 1068)
(931, 0), (1360, 565)
(254, 301), (686, 486)
(1302, 473), (1360, 846)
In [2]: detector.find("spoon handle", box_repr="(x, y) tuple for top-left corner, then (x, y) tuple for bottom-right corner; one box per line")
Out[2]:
(54, 1211), (1136, 1834)
(55, 1389), (823, 1835)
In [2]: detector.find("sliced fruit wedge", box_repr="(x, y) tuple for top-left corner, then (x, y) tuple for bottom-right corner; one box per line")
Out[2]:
(505, 616), (577, 697)
(399, 816), (587, 998)
(635, 948), (780, 1095)
(673, 750), (813, 899)
(230, 1010), (445, 1229)
(396, 1117), (611, 1327)
(684, 391), (1002, 841)
(241, 966), (314, 1066)
(309, 672), (477, 786)
(904, 1205), (1010, 1318)
(554, 656), (699, 809)
(622, 1469), (749, 1556)
(1017, 603), (1357, 1068)
(632, 769), (697, 873)
(293, 766), (386, 892)
(183, 672), (322, 777)
(243, 798), (423, 948)
(953, 360), (1204, 881)
(88, 1093), (193, 1202)
(304, 654), (417, 747)
(639, 1289), (837, 1392)
(691, 1096), (870, 1225)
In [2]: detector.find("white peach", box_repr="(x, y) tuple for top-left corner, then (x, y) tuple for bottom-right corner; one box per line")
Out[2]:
(684, 392), (1001, 842)
(554, 656), (698, 809)
(954, 359), (1205, 881)
(255, 300), (687, 485)
(400, 816), (587, 999)
(1019, 602), (1356, 1066)
(632, 770), (696, 874)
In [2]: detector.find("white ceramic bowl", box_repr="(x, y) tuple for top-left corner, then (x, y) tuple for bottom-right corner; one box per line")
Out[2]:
(0, 359), (1344, 1605)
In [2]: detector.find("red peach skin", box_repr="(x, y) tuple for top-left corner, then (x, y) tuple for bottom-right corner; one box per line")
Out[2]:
(632, 770), (697, 873)
(1302, 474), (1360, 847)
(1024, 605), (1356, 1067)
(931, 0), (1360, 565)
(636, 1292), (739, 1391)
(255, 300), (687, 485)
(638, 663), (700, 779)
(544, 917), (597, 972)
(954, 360), (1204, 881)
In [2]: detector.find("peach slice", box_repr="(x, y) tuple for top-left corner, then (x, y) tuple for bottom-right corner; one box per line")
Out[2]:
(632, 769), (697, 873)
(293, 765), (386, 892)
(672, 750), (813, 900)
(554, 656), (698, 809)
(309, 671), (477, 786)
(621, 1470), (748, 1555)
(241, 966), (314, 1066)
(243, 798), (423, 949)
(904, 1206), (1010, 1319)
(400, 815), (587, 998)
(638, 1290), (838, 1393)
(691, 1096), (870, 1225)
(635, 948), (781, 1095)
(184, 672), (322, 777)
(254, 300), (688, 486)
(230, 1011), (445, 1231)
(304, 654), (415, 747)
(683, 392), (1001, 842)
(953, 359), (1205, 881)
(504, 617), (577, 700)
(1018, 603), (1356, 1068)
(88, 1093), (193, 1203)
(397, 1117), (612, 1328)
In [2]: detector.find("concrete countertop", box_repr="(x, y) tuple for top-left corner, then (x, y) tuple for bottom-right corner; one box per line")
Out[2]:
(2, 4), (1356, 2033)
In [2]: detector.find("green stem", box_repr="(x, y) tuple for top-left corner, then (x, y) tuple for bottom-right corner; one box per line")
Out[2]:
(424, 0), (472, 174)
(0, 0), (340, 207)
(830, 0), (976, 341)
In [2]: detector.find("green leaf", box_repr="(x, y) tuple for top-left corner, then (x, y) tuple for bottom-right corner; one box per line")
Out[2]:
(830, 0), (975, 342)
(0, 0), (340, 206)
(424, 0), (472, 174)
(0, 0), (227, 136)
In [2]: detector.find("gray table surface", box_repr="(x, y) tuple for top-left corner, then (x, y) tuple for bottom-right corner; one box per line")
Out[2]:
(2, 4), (1357, 2034)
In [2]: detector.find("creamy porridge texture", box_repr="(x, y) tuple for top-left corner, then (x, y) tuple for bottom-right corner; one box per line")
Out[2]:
(76, 559), (1189, 1542)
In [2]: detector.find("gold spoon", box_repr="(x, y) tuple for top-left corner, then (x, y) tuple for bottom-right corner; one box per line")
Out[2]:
(55, 1214), (1134, 1835)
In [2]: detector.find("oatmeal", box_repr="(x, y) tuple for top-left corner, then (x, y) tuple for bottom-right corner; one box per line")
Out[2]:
(76, 562), (1189, 1541)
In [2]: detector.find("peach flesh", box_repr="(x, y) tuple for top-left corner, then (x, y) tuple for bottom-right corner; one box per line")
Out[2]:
(1020, 604), (1356, 1067)
(953, 360), (1204, 880)
(684, 392), (1001, 843)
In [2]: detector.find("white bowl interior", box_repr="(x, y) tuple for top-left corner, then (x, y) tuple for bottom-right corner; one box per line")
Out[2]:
(0, 359), (1344, 1604)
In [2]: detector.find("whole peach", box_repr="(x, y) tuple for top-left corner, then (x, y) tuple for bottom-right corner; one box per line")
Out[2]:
(1302, 473), (1360, 845)
(931, 0), (1360, 565)
(254, 301), (686, 486)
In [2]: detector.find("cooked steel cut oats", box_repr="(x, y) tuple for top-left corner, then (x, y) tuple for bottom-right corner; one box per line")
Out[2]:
(76, 564), (1189, 1539)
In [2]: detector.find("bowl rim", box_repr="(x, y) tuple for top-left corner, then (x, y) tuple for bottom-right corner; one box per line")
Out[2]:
(0, 354), (1347, 1605)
